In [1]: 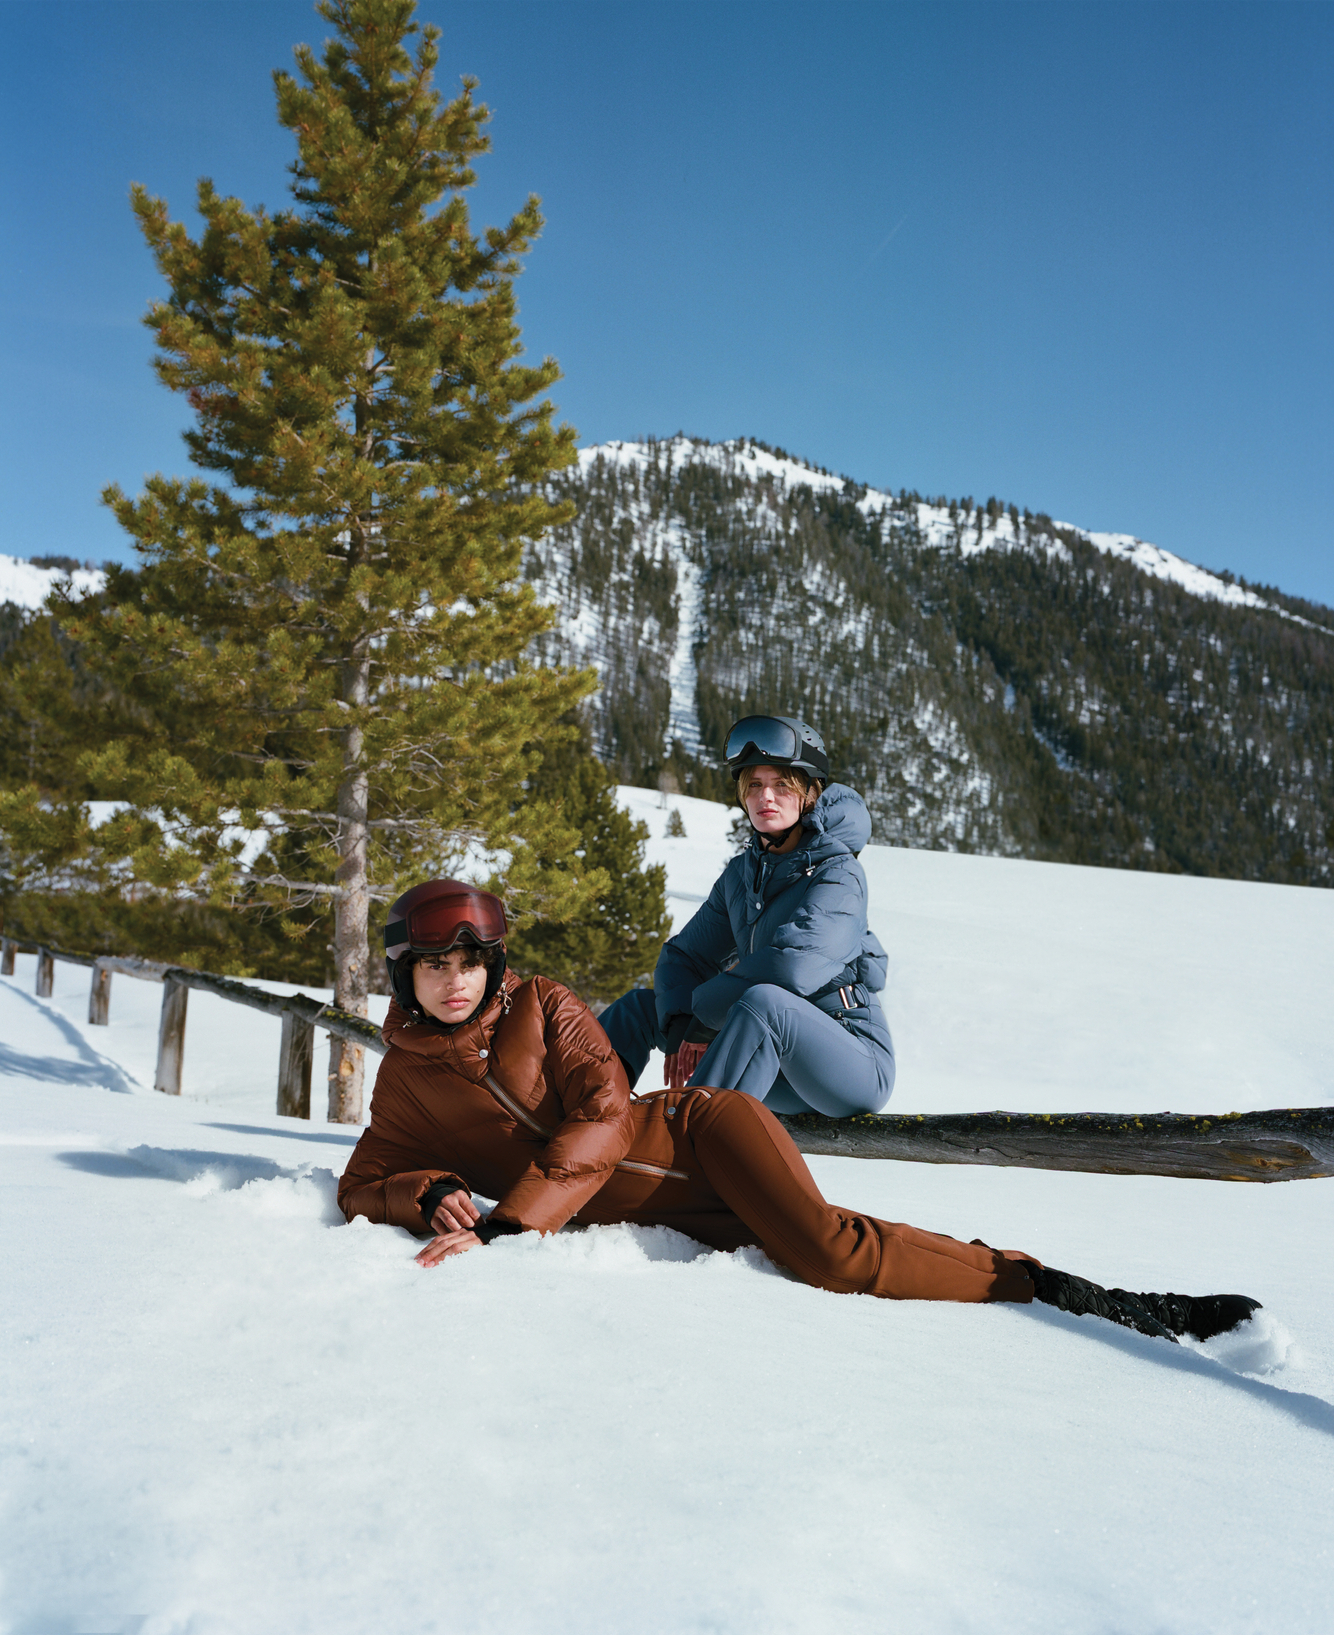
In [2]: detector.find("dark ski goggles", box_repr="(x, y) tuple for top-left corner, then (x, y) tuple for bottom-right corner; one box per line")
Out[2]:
(724, 716), (802, 766)
(384, 891), (507, 958)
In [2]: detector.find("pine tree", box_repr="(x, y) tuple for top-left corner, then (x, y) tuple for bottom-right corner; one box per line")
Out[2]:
(17, 0), (603, 1119)
(0, 599), (337, 981)
(0, 608), (97, 797)
(503, 722), (672, 1005)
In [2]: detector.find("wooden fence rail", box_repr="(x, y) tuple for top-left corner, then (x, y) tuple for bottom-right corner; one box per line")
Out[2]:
(4, 933), (1332, 1180)
(2, 935), (383, 1118)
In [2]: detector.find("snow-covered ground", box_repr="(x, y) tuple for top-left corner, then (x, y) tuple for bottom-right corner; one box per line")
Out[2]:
(3, 797), (1332, 1634)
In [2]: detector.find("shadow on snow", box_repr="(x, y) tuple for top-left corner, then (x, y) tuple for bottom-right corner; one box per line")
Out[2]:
(205, 1120), (360, 1147)
(1017, 1299), (1334, 1440)
(0, 986), (142, 1096)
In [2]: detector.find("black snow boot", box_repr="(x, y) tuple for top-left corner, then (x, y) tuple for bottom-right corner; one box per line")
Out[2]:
(1109, 1291), (1262, 1342)
(1024, 1263), (1179, 1342)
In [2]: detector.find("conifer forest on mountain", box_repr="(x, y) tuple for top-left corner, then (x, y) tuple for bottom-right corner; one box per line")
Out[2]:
(527, 437), (1334, 889)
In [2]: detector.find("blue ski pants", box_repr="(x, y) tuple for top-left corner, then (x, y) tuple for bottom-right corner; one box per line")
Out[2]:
(597, 984), (895, 1117)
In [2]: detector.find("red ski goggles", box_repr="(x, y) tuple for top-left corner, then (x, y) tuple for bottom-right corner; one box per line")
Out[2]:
(383, 888), (508, 960)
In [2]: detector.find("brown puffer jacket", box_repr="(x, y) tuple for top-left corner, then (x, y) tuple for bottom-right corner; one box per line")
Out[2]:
(340, 970), (766, 1252)
(339, 972), (643, 1236)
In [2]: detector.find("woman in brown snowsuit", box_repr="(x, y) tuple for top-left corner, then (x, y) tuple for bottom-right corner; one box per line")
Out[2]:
(338, 880), (1259, 1342)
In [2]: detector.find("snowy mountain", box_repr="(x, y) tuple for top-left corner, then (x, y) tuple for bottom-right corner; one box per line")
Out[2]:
(577, 436), (1312, 624)
(525, 437), (1334, 886)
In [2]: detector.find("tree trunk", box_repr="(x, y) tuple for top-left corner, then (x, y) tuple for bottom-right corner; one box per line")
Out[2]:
(328, 634), (371, 1123)
(326, 384), (381, 1125)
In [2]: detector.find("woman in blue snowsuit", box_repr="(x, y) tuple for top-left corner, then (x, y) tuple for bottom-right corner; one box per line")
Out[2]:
(599, 715), (896, 1117)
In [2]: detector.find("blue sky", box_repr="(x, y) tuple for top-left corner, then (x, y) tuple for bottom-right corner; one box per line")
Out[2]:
(2, 0), (1331, 604)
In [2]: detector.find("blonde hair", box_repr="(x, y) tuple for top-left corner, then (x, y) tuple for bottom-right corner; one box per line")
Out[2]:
(737, 765), (823, 812)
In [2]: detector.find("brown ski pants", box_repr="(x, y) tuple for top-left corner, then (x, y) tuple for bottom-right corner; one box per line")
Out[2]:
(581, 1087), (1038, 1305)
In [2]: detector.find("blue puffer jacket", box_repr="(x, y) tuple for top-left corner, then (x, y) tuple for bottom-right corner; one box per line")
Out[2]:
(654, 784), (893, 1059)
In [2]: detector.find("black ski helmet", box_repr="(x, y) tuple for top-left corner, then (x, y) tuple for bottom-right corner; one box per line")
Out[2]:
(723, 715), (830, 784)
(382, 879), (509, 1024)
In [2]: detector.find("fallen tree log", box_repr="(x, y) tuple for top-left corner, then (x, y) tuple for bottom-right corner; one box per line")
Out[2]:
(775, 1106), (1334, 1182)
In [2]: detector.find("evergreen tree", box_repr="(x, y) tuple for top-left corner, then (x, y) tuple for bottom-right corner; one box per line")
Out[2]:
(0, 608), (96, 797)
(0, 599), (338, 982)
(6, 0), (602, 1119)
(504, 722), (672, 1004)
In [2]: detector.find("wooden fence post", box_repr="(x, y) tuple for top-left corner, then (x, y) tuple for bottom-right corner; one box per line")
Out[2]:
(154, 976), (188, 1095)
(35, 948), (55, 998)
(276, 1012), (315, 1119)
(1, 938), (14, 975)
(88, 961), (112, 1026)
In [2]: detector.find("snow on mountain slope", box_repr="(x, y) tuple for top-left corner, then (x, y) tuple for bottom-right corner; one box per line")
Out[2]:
(0, 442), (1313, 636)
(580, 437), (1318, 628)
(0, 554), (103, 609)
(3, 822), (1332, 1634)
(577, 435), (850, 501)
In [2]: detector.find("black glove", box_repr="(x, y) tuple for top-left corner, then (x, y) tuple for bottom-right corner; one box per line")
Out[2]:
(662, 1013), (692, 1056)
(663, 1014), (719, 1054)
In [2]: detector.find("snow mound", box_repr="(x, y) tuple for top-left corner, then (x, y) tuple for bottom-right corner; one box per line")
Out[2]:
(1193, 1309), (1297, 1379)
(110, 1142), (347, 1223)
(496, 1218), (714, 1270)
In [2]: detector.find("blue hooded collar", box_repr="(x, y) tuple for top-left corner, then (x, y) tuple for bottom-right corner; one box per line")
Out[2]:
(745, 782), (871, 875)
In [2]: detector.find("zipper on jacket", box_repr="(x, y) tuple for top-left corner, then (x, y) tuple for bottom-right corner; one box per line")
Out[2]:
(614, 1157), (692, 1181)
(750, 853), (765, 953)
(482, 1073), (690, 1182)
(483, 1072), (554, 1138)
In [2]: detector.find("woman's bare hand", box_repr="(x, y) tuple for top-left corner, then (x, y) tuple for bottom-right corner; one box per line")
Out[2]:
(663, 1041), (707, 1088)
(415, 1228), (482, 1267)
(429, 1189), (481, 1235)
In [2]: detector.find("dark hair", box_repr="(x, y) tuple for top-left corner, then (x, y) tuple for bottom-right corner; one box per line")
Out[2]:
(408, 942), (504, 976)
